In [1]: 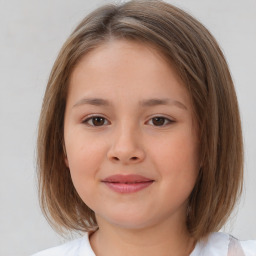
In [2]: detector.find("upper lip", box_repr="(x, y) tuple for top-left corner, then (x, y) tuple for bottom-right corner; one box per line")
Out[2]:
(102, 174), (154, 183)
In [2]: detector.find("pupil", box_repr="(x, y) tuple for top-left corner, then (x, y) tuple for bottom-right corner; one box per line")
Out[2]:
(91, 117), (165, 126)
(153, 117), (165, 126)
(93, 117), (104, 126)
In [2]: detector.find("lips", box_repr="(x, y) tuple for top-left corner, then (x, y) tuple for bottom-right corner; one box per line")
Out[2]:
(102, 174), (153, 183)
(102, 174), (154, 193)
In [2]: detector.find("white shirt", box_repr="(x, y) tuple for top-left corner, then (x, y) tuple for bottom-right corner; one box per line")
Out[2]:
(32, 232), (256, 256)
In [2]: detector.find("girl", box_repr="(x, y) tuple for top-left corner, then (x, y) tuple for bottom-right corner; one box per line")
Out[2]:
(33, 0), (256, 255)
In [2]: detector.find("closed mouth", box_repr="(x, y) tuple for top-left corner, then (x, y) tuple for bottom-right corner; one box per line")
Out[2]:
(102, 174), (154, 193)
(102, 174), (154, 183)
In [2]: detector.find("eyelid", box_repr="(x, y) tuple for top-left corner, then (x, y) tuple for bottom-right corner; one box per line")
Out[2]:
(146, 116), (175, 126)
(81, 114), (175, 127)
(82, 115), (110, 126)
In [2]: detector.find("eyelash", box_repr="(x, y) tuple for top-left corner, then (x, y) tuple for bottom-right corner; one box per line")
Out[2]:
(82, 115), (174, 127)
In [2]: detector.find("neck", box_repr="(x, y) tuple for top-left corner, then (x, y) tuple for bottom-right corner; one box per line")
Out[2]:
(89, 214), (195, 256)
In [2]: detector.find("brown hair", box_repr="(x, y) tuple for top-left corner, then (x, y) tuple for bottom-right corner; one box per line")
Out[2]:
(37, 0), (243, 240)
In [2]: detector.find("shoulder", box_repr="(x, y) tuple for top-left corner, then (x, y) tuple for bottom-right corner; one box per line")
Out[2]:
(31, 233), (95, 256)
(191, 232), (256, 256)
(239, 238), (256, 256)
(31, 237), (84, 256)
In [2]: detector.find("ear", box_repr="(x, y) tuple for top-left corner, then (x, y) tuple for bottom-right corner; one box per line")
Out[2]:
(63, 142), (69, 168)
(64, 155), (69, 168)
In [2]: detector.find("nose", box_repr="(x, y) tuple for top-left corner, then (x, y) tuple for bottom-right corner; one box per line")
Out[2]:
(107, 125), (145, 165)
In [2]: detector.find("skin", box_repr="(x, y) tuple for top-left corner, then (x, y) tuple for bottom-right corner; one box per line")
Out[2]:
(64, 39), (199, 256)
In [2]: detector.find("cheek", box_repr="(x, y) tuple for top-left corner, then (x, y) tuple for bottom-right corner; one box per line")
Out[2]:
(65, 135), (107, 208)
(150, 128), (199, 184)
(65, 131), (106, 183)
(157, 131), (198, 163)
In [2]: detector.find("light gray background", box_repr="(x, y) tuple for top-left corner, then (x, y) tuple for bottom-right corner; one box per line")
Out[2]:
(0, 0), (255, 255)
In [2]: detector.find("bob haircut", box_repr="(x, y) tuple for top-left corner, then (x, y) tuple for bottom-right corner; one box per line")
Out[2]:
(37, 0), (243, 240)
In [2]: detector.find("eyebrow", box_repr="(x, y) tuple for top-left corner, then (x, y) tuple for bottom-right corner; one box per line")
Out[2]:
(73, 97), (187, 110)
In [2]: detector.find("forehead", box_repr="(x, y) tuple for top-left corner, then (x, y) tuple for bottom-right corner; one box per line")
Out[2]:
(71, 39), (183, 83)
(67, 39), (191, 108)
(75, 39), (168, 71)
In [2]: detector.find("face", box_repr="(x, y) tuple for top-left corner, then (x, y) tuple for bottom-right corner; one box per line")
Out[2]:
(64, 40), (199, 230)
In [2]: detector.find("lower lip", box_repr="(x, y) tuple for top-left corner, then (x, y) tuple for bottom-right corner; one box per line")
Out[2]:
(103, 181), (154, 193)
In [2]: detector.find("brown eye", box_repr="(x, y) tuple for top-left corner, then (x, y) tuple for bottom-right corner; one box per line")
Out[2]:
(83, 116), (108, 126)
(149, 117), (173, 126)
(152, 117), (165, 126)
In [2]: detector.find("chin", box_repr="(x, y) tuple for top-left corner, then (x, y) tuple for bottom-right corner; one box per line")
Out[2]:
(99, 210), (158, 230)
